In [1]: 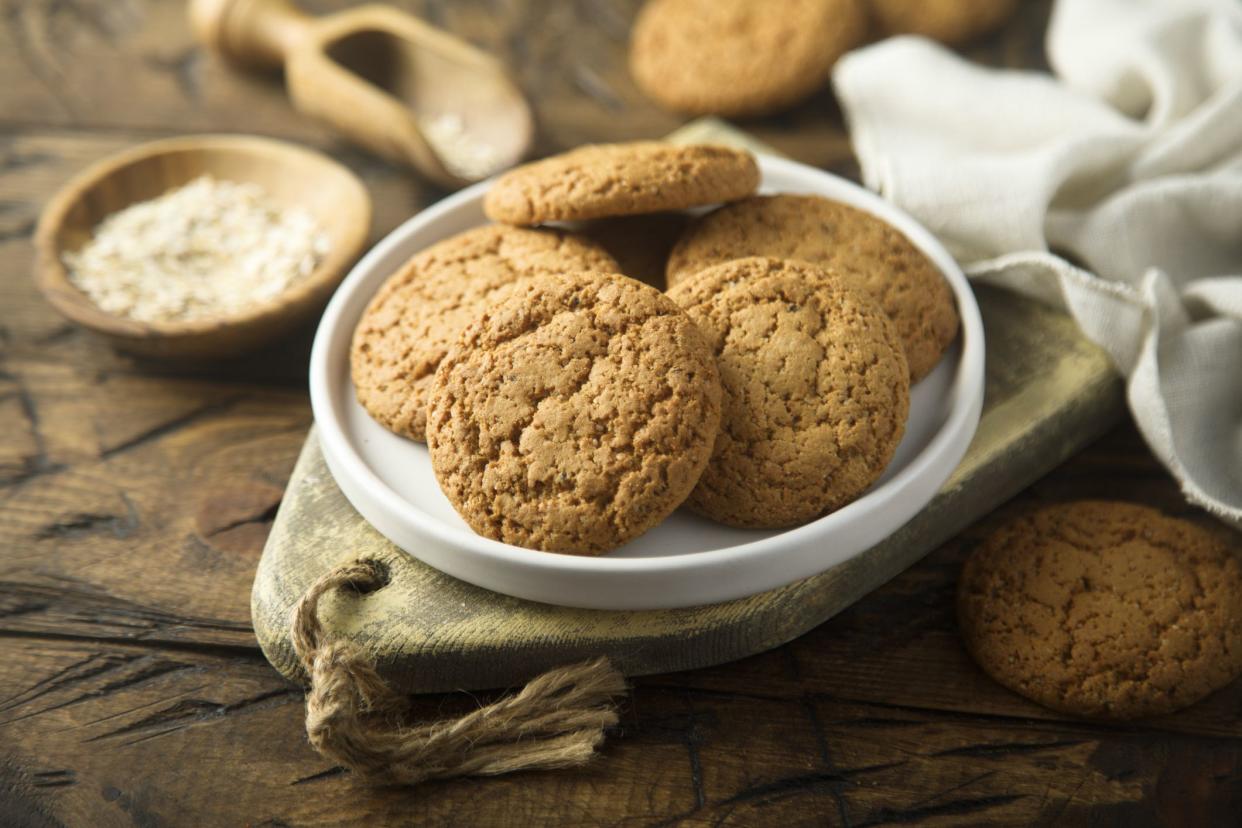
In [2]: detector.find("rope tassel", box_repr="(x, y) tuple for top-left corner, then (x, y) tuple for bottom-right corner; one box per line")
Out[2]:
(289, 559), (627, 786)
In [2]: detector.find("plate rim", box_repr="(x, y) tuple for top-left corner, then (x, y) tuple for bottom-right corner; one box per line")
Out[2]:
(309, 155), (985, 592)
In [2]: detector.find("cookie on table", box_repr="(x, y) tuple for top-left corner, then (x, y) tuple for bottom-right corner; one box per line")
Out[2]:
(666, 257), (909, 529)
(666, 195), (958, 382)
(958, 500), (1242, 720)
(426, 271), (722, 555)
(870, 0), (1019, 45)
(350, 224), (618, 442)
(483, 142), (759, 225)
(629, 0), (869, 117)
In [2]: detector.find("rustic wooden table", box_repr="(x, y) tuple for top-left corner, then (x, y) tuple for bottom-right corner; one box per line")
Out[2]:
(2, 1), (1239, 825)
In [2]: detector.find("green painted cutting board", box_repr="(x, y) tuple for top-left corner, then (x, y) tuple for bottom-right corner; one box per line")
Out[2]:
(252, 120), (1125, 692)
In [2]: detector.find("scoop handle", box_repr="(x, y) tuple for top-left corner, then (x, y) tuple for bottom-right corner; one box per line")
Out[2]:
(190, 0), (313, 69)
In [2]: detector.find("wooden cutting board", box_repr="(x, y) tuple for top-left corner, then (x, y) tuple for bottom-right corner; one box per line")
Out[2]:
(252, 119), (1125, 692)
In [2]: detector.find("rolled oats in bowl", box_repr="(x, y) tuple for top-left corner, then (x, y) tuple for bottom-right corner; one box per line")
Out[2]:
(64, 175), (331, 324)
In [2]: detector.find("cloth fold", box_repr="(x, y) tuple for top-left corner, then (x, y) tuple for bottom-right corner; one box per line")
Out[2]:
(834, 0), (1242, 524)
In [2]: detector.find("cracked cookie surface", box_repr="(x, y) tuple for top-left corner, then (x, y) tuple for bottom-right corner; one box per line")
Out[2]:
(483, 142), (759, 225)
(628, 0), (868, 117)
(666, 257), (909, 529)
(958, 500), (1242, 720)
(426, 271), (722, 555)
(667, 194), (959, 382)
(350, 224), (618, 442)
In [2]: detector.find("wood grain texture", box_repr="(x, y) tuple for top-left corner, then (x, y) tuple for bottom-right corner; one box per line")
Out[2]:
(5, 0), (1240, 824)
(0, 0), (1052, 168)
(6, 441), (1242, 827)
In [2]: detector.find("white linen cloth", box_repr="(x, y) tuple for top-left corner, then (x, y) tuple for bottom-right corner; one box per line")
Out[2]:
(833, 0), (1242, 525)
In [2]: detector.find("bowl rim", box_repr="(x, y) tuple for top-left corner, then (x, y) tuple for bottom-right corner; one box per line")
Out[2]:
(310, 154), (986, 582)
(33, 133), (372, 340)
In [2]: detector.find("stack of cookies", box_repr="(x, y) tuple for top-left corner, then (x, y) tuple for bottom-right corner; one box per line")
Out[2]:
(350, 141), (958, 555)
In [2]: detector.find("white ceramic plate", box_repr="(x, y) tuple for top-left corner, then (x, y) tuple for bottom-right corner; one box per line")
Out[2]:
(309, 155), (985, 610)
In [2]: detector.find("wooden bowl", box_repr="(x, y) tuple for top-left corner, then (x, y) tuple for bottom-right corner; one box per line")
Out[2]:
(34, 134), (371, 360)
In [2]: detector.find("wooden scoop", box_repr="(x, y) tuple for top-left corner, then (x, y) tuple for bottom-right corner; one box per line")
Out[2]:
(190, 0), (534, 188)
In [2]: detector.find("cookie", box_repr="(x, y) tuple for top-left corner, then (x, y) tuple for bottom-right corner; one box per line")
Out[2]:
(666, 195), (958, 382)
(575, 212), (692, 290)
(666, 257), (909, 528)
(426, 271), (722, 555)
(958, 500), (1242, 720)
(870, 0), (1018, 45)
(350, 224), (618, 442)
(629, 0), (869, 117)
(483, 142), (759, 225)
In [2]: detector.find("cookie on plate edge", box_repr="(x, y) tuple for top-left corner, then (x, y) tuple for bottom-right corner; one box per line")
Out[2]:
(667, 256), (910, 529)
(483, 142), (759, 225)
(350, 224), (619, 442)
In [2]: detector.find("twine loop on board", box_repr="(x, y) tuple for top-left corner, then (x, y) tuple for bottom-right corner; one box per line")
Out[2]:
(289, 558), (627, 785)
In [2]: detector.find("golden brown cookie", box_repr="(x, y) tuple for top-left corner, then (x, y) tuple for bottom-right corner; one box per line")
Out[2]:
(426, 271), (722, 555)
(483, 142), (759, 225)
(870, 0), (1018, 45)
(666, 257), (909, 529)
(629, 0), (869, 117)
(958, 500), (1242, 720)
(666, 195), (958, 382)
(350, 225), (618, 442)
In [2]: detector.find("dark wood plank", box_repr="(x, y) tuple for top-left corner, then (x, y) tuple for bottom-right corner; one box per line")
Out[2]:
(0, 125), (439, 649)
(7, 0), (1238, 824)
(5, 473), (1242, 827)
(0, 0), (1051, 166)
